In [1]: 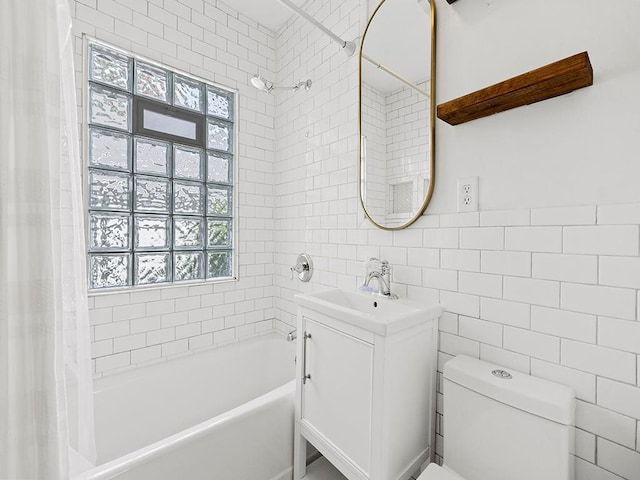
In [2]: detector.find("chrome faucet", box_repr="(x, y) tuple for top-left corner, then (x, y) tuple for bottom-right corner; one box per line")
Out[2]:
(362, 258), (398, 299)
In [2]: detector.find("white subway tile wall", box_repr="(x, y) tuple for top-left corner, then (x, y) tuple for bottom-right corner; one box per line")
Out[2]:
(72, 0), (278, 376)
(598, 439), (640, 480)
(71, 1), (640, 479)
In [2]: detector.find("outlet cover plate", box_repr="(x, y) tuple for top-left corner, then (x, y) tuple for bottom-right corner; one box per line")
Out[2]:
(457, 176), (479, 212)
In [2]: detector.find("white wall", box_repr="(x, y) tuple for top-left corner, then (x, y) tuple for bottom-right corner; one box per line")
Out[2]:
(434, 0), (640, 212)
(273, 1), (640, 479)
(71, 0), (279, 375)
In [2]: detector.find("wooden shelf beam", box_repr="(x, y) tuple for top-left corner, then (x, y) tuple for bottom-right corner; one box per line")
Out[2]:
(437, 52), (593, 126)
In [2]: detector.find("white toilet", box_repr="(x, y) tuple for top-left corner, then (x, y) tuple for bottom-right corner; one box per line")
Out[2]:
(418, 355), (575, 480)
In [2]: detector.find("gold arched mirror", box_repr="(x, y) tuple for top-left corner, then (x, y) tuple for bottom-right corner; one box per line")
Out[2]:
(359, 0), (436, 230)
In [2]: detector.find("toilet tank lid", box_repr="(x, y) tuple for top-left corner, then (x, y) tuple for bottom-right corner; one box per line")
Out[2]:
(443, 355), (575, 425)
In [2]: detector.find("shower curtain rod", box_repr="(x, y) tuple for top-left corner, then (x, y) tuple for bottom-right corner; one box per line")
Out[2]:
(275, 0), (357, 56)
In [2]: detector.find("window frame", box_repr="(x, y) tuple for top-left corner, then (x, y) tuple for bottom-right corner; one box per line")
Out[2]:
(133, 98), (207, 148)
(83, 36), (239, 292)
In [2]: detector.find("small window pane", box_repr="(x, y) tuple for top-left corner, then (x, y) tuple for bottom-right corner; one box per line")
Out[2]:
(174, 145), (203, 180)
(207, 219), (230, 247)
(135, 177), (170, 213)
(89, 128), (130, 171)
(134, 215), (170, 249)
(90, 45), (131, 90)
(135, 253), (169, 285)
(208, 251), (231, 278)
(174, 74), (204, 112)
(207, 118), (232, 152)
(89, 213), (130, 250)
(90, 85), (131, 131)
(207, 152), (231, 183)
(89, 170), (130, 211)
(174, 182), (203, 214)
(135, 62), (169, 102)
(175, 252), (204, 282)
(174, 217), (203, 248)
(135, 138), (169, 176)
(207, 85), (233, 120)
(207, 186), (231, 216)
(142, 108), (197, 140)
(90, 254), (129, 289)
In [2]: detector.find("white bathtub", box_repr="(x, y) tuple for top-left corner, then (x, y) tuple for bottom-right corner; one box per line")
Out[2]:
(73, 332), (296, 480)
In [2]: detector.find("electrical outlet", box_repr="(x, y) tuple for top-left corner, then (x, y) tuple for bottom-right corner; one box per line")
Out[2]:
(457, 177), (479, 212)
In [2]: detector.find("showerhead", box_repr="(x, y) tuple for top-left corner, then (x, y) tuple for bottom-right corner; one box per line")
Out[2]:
(251, 74), (273, 92)
(250, 74), (312, 94)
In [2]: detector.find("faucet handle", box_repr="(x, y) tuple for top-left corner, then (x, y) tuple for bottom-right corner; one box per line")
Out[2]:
(364, 258), (391, 278)
(366, 257), (382, 270)
(290, 253), (313, 282)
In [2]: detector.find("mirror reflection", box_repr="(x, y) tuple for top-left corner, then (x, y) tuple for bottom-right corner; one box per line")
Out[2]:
(359, 0), (435, 229)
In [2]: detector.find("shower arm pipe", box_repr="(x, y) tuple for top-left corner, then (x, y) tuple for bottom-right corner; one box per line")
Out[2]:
(362, 53), (430, 98)
(275, 0), (356, 56)
(270, 84), (304, 91)
(272, 80), (313, 91)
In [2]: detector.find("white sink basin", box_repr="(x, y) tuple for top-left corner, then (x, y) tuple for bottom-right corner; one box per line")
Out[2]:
(294, 288), (442, 336)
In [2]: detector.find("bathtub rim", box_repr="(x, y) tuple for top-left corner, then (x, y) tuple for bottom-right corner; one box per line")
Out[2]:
(94, 330), (289, 384)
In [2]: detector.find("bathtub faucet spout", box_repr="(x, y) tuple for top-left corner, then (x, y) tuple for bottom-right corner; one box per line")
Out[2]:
(286, 329), (297, 342)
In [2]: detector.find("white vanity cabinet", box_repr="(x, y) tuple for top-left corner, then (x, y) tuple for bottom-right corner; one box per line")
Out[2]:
(293, 290), (442, 480)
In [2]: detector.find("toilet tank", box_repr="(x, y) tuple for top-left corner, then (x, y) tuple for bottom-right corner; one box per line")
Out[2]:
(442, 355), (575, 480)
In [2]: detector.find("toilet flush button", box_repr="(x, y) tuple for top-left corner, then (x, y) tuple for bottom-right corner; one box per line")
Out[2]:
(492, 369), (513, 379)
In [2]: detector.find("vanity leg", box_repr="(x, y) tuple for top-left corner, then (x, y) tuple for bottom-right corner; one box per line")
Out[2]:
(293, 421), (307, 479)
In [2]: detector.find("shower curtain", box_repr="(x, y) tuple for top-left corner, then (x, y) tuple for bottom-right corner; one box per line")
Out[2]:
(0, 0), (96, 478)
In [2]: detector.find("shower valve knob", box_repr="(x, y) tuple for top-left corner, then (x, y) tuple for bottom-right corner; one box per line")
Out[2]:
(290, 253), (313, 282)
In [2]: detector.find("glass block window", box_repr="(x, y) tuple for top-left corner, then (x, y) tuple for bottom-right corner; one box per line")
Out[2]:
(87, 41), (235, 290)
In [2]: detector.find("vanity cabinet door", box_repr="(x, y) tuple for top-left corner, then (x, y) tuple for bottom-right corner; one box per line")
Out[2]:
(301, 318), (374, 475)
